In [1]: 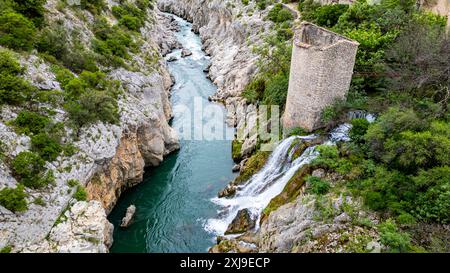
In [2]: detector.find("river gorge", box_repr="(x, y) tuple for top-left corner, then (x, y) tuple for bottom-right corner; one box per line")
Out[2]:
(109, 15), (237, 253)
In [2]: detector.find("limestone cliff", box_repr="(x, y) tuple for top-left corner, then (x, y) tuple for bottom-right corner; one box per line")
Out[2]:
(0, 1), (179, 252)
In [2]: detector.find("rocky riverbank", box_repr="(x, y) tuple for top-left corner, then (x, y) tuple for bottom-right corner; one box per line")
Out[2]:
(0, 1), (180, 252)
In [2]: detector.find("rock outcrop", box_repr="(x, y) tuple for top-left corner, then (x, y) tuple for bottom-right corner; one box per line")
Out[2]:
(120, 205), (136, 228)
(225, 209), (256, 235)
(21, 201), (113, 253)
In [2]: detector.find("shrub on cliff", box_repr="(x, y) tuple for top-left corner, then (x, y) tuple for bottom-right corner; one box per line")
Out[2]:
(31, 133), (63, 162)
(0, 49), (35, 105)
(59, 71), (120, 129)
(11, 151), (55, 189)
(378, 219), (412, 252)
(0, 185), (28, 213)
(13, 110), (51, 136)
(74, 185), (87, 201)
(0, 11), (36, 50)
(36, 24), (69, 61)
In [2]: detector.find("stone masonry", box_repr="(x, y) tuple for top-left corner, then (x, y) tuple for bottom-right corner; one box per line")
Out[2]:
(282, 22), (359, 132)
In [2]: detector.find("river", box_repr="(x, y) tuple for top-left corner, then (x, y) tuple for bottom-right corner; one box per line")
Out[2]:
(108, 15), (237, 253)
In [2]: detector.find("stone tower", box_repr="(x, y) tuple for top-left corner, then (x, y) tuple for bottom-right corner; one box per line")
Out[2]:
(282, 22), (359, 132)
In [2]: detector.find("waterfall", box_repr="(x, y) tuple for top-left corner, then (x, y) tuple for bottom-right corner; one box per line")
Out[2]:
(204, 135), (319, 235)
(204, 114), (376, 237)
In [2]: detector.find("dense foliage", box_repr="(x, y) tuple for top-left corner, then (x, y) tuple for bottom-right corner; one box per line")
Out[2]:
(0, 185), (28, 212)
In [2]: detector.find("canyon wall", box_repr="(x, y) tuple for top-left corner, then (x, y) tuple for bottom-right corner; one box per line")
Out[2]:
(0, 1), (179, 252)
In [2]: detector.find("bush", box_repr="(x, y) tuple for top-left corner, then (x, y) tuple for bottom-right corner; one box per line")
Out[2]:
(262, 73), (289, 108)
(378, 219), (412, 252)
(349, 118), (370, 144)
(80, 0), (106, 15)
(0, 49), (35, 105)
(13, 111), (51, 136)
(67, 179), (79, 187)
(310, 4), (349, 28)
(61, 43), (98, 73)
(311, 145), (340, 169)
(0, 11), (36, 50)
(0, 48), (22, 74)
(74, 185), (87, 201)
(112, 3), (145, 31)
(256, 0), (267, 10)
(31, 133), (63, 162)
(306, 176), (331, 195)
(0, 185), (28, 213)
(241, 77), (265, 104)
(61, 71), (120, 128)
(0, 73), (35, 105)
(11, 151), (54, 189)
(364, 108), (423, 160)
(92, 25), (134, 66)
(382, 121), (450, 171)
(119, 15), (142, 31)
(413, 167), (450, 224)
(36, 24), (69, 60)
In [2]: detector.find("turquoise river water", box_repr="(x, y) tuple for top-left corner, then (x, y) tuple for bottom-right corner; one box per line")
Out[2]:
(108, 15), (237, 253)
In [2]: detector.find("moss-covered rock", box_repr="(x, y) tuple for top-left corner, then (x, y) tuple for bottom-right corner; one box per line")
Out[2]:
(231, 139), (243, 162)
(234, 151), (270, 184)
(261, 165), (313, 222)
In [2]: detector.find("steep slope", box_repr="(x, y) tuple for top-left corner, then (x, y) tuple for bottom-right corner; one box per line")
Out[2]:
(0, 1), (179, 252)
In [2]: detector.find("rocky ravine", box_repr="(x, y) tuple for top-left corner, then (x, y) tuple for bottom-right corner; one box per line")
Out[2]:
(159, 0), (276, 159)
(0, 2), (180, 252)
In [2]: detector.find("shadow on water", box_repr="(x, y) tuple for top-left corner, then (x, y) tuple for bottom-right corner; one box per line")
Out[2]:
(108, 14), (237, 253)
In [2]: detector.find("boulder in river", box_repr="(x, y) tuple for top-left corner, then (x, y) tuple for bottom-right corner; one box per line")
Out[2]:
(232, 164), (240, 172)
(120, 205), (136, 228)
(218, 184), (236, 198)
(181, 48), (192, 57)
(225, 209), (255, 235)
(167, 56), (178, 62)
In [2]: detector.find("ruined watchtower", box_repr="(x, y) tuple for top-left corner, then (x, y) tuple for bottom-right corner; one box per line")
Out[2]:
(282, 22), (359, 132)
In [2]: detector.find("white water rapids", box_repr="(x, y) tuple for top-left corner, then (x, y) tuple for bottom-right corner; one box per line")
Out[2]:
(204, 112), (375, 236)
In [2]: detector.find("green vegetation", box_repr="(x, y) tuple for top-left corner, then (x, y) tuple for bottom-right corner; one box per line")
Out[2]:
(0, 11), (36, 50)
(11, 151), (55, 189)
(0, 245), (12, 253)
(262, 165), (312, 220)
(0, 49), (36, 105)
(378, 219), (412, 252)
(74, 185), (87, 201)
(92, 17), (135, 67)
(0, 185), (28, 212)
(235, 151), (270, 184)
(306, 176), (331, 195)
(67, 179), (80, 188)
(231, 140), (243, 162)
(58, 69), (121, 129)
(268, 3), (293, 23)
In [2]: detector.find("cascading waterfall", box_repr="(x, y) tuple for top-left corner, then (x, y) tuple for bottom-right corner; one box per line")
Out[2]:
(205, 112), (375, 237)
(205, 135), (319, 235)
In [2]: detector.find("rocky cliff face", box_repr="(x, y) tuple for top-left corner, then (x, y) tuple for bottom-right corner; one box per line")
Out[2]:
(0, 1), (180, 252)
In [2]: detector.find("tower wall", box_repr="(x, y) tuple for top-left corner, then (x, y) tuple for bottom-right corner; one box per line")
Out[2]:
(283, 22), (359, 132)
